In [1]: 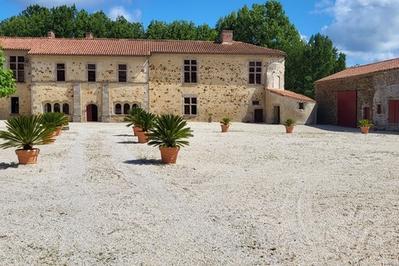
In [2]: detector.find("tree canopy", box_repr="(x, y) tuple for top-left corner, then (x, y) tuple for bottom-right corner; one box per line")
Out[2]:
(0, 1), (346, 97)
(0, 48), (16, 98)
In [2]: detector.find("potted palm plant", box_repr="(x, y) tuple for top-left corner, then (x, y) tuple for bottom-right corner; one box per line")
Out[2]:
(284, 118), (296, 133)
(41, 112), (69, 142)
(220, 117), (231, 133)
(135, 111), (157, 143)
(148, 114), (193, 164)
(358, 119), (373, 134)
(125, 107), (145, 136)
(0, 115), (53, 164)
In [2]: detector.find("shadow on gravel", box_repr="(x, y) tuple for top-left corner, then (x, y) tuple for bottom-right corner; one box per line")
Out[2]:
(0, 162), (19, 170)
(117, 141), (140, 144)
(114, 134), (134, 137)
(124, 159), (163, 165)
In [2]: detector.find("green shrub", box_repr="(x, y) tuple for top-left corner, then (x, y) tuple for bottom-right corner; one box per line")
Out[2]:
(41, 112), (68, 130)
(358, 119), (374, 128)
(284, 119), (295, 127)
(220, 117), (231, 125)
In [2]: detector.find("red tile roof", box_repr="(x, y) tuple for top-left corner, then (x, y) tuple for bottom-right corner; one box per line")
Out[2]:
(267, 88), (315, 103)
(316, 58), (399, 83)
(0, 37), (285, 57)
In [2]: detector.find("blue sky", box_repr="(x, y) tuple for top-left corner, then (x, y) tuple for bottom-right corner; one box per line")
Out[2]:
(1, 0), (399, 66)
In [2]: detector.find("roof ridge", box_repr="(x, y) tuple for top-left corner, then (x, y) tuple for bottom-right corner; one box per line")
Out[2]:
(348, 57), (399, 69)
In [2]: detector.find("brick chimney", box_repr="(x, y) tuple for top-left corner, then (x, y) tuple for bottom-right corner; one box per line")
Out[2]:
(85, 32), (94, 39)
(220, 30), (233, 44)
(47, 31), (55, 38)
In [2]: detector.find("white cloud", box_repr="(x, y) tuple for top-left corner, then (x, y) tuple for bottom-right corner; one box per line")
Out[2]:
(108, 6), (142, 22)
(320, 0), (399, 65)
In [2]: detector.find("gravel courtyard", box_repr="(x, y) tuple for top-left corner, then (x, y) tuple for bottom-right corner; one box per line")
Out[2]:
(0, 122), (398, 265)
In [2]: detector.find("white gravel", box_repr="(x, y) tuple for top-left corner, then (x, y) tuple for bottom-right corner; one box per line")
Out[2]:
(0, 121), (398, 265)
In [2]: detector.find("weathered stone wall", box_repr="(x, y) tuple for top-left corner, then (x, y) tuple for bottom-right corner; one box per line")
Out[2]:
(315, 75), (374, 124)
(316, 69), (399, 130)
(0, 51), (31, 119)
(265, 91), (316, 125)
(148, 54), (285, 122)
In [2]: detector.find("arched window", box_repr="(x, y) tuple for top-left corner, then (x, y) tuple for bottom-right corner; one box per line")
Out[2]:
(63, 103), (70, 115)
(132, 103), (139, 109)
(115, 103), (122, 115)
(54, 103), (61, 113)
(44, 103), (52, 113)
(123, 103), (130, 114)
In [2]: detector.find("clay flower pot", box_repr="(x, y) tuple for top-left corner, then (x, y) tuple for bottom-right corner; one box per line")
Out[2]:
(133, 126), (142, 136)
(285, 126), (294, 134)
(360, 126), (370, 134)
(221, 124), (230, 133)
(15, 149), (40, 165)
(48, 130), (58, 143)
(55, 127), (62, 136)
(136, 130), (149, 143)
(160, 147), (180, 164)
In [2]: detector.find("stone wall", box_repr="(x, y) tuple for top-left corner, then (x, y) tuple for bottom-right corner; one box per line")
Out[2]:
(315, 69), (399, 130)
(148, 54), (285, 122)
(265, 91), (316, 125)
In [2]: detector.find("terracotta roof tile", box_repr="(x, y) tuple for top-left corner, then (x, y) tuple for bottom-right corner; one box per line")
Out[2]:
(316, 58), (399, 83)
(0, 37), (285, 57)
(267, 88), (315, 103)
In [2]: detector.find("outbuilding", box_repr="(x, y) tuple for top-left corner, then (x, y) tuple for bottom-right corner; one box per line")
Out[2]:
(315, 58), (399, 130)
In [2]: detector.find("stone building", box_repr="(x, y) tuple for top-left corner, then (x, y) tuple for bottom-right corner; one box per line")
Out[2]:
(316, 58), (399, 130)
(0, 31), (316, 124)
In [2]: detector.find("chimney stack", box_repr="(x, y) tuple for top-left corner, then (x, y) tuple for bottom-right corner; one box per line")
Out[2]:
(221, 30), (233, 44)
(47, 31), (55, 38)
(85, 32), (94, 39)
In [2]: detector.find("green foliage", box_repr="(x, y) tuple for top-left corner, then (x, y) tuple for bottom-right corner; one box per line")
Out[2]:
(284, 118), (295, 127)
(146, 20), (217, 40)
(0, 48), (16, 98)
(220, 117), (231, 125)
(0, 115), (53, 150)
(124, 107), (145, 127)
(134, 111), (157, 132)
(148, 114), (193, 148)
(41, 112), (68, 130)
(358, 119), (374, 128)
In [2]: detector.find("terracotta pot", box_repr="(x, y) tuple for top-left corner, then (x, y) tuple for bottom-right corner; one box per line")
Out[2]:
(133, 126), (142, 136)
(55, 127), (62, 136)
(221, 124), (230, 133)
(160, 147), (180, 164)
(285, 126), (294, 134)
(360, 127), (370, 134)
(15, 149), (40, 165)
(136, 130), (149, 143)
(48, 130), (58, 143)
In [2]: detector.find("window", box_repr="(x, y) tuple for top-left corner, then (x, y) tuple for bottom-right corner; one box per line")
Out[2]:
(118, 64), (127, 82)
(132, 103), (139, 109)
(10, 56), (25, 83)
(123, 103), (130, 114)
(252, 100), (260, 106)
(11, 97), (19, 114)
(57, 64), (66, 82)
(115, 104), (122, 115)
(54, 103), (61, 113)
(183, 96), (198, 116)
(63, 103), (70, 115)
(87, 64), (96, 82)
(249, 61), (262, 85)
(377, 104), (382, 114)
(299, 102), (305, 110)
(183, 60), (197, 83)
(44, 103), (52, 113)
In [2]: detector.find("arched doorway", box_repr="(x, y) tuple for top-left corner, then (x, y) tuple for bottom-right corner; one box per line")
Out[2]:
(86, 104), (98, 122)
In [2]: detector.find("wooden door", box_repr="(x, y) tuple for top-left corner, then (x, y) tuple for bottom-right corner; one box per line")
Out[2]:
(273, 106), (280, 124)
(86, 104), (98, 122)
(254, 109), (264, 123)
(337, 91), (357, 127)
(388, 100), (399, 124)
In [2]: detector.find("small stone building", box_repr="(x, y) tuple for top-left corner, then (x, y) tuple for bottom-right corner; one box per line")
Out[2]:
(316, 58), (399, 130)
(0, 31), (316, 124)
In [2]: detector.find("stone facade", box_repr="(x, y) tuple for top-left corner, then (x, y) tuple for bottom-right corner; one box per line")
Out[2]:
(0, 46), (317, 124)
(315, 69), (399, 130)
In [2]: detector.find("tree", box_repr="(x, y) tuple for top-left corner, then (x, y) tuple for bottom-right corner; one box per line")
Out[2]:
(0, 49), (16, 98)
(109, 16), (144, 39)
(146, 20), (169, 39)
